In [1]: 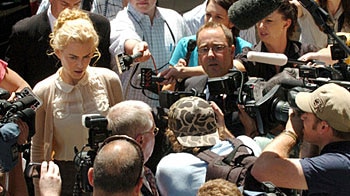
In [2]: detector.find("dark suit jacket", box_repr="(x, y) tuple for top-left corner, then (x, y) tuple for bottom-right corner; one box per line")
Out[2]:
(182, 75), (208, 93)
(5, 10), (111, 88)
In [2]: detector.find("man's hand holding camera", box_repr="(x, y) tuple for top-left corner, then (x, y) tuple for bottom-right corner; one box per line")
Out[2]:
(15, 119), (29, 145)
(210, 101), (234, 140)
(285, 108), (304, 142)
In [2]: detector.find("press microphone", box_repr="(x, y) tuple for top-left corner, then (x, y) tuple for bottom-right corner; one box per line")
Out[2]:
(116, 52), (143, 74)
(124, 52), (143, 64)
(228, 0), (284, 30)
(247, 51), (288, 66)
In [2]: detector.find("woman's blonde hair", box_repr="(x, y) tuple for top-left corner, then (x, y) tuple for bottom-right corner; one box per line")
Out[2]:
(49, 8), (100, 65)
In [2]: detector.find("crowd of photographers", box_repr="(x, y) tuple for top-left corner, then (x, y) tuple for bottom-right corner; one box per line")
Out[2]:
(1, 0), (350, 195)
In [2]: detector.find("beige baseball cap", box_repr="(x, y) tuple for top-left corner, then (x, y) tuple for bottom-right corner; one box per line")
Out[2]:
(295, 83), (350, 132)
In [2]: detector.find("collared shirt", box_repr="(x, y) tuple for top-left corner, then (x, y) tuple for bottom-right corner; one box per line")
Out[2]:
(52, 67), (111, 160)
(32, 66), (122, 161)
(91, 0), (124, 20)
(110, 4), (190, 107)
(183, 0), (207, 35)
(47, 5), (56, 32)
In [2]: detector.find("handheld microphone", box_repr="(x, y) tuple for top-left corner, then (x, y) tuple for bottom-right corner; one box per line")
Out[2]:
(124, 52), (143, 65)
(228, 0), (283, 30)
(247, 51), (288, 66)
(116, 52), (143, 74)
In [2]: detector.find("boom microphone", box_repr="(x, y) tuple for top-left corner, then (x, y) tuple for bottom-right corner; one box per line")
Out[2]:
(228, 0), (284, 30)
(299, 0), (330, 31)
(247, 51), (288, 66)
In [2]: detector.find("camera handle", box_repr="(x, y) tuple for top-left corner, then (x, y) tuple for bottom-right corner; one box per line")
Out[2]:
(73, 173), (82, 196)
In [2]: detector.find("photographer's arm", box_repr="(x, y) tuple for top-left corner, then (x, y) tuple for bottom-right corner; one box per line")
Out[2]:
(251, 109), (308, 190)
(210, 101), (234, 140)
(160, 63), (207, 90)
(299, 45), (338, 66)
(237, 104), (259, 138)
(0, 67), (30, 93)
(160, 65), (206, 82)
(124, 40), (151, 63)
(0, 60), (30, 100)
(233, 59), (247, 72)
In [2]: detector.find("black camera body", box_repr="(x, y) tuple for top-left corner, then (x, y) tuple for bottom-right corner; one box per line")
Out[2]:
(240, 77), (265, 118)
(0, 87), (41, 172)
(159, 89), (205, 109)
(207, 70), (245, 96)
(207, 70), (247, 115)
(299, 65), (344, 80)
(74, 114), (110, 194)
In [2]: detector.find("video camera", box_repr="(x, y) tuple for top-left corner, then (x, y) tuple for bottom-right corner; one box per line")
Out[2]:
(240, 64), (350, 135)
(207, 70), (247, 114)
(158, 70), (247, 117)
(73, 114), (110, 195)
(115, 52), (142, 74)
(159, 89), (205, 109)
(0, 87), (41, 172)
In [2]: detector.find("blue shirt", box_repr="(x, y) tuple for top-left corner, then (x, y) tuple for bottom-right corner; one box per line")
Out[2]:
(169, 35), (252, 67)
(155, 136), (261, 196)
(300, 141), (350, 196)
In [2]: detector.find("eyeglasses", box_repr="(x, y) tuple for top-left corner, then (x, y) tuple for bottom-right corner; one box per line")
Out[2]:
(139, 127), (159, 136)
(198, 44), (227, 55)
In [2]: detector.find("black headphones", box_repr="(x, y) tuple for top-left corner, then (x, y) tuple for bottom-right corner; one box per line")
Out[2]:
(98, 135), (144, 185)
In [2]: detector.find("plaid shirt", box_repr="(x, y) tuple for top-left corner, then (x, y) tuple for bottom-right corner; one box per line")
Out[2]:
(110, 4), (190, 107)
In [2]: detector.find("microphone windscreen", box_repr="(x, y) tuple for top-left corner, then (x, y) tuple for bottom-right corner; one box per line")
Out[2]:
(228, 0), (284, 30)
(247, 51), (288, 66)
